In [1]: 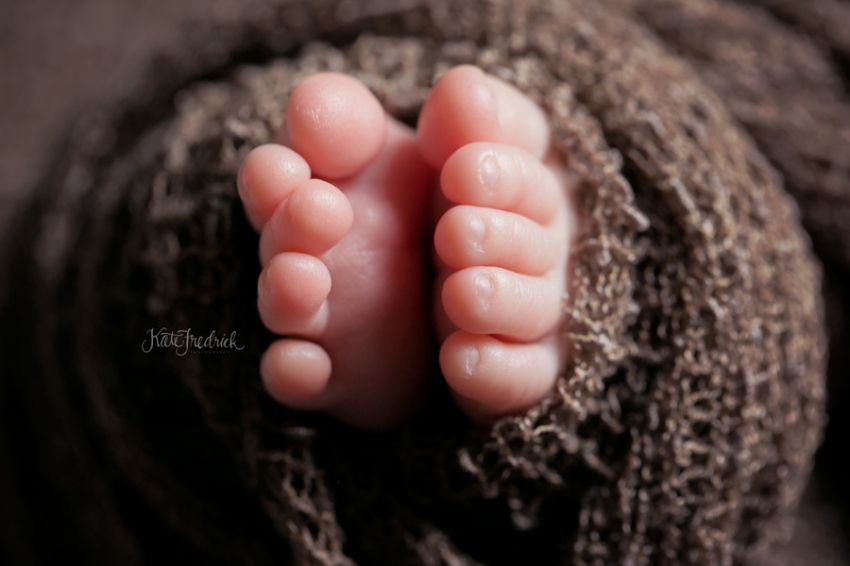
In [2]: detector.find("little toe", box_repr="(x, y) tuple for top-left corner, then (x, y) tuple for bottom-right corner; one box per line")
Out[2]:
(261, 339), (332, 409)
(417, 65), (550, 168)
(442, 267), (561, 341)
(440, 331), (560, 420)
(284, 72), (387, 180)
(238, 144), (311, 231)
(259, 178), (353, 265)
(434, 205), (558, 275)
(258, 253), (331, 337)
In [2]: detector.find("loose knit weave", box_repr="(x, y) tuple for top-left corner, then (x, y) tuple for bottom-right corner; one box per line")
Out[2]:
(0, 0), (843, 565)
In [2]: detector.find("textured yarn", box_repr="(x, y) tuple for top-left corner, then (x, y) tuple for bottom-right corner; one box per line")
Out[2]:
(0, 0), (843, 565)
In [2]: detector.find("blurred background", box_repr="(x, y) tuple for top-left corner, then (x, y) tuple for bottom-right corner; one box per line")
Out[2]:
(0, 0), (270, 239)
(1, 0), (848, 563)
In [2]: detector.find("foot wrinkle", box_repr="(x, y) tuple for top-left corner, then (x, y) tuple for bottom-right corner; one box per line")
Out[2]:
(473, 272), (495, 302)
(477, 153), (500, 196)
(468, 213), (486, 253)
(464, 345), (481, 377)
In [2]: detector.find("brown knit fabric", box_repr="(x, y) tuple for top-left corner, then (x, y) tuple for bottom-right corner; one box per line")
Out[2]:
(0, 0), (838, 565)
(741, 0), (850, 64)
(614, 0), (850, 302)
(606, 3), (850, 553)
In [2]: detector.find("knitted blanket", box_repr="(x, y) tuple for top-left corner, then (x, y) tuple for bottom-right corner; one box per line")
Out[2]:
(2, 0), (847, 564)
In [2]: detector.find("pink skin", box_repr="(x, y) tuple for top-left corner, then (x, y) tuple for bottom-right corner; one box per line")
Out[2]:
(238, 66), (577, 429)
(419, 66), (576, 424)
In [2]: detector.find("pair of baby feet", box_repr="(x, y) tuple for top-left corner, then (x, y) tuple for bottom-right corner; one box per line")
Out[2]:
(237, 65), (578, 429)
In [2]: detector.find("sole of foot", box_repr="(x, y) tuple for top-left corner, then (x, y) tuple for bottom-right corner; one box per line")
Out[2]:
(239, 72), (435, 430)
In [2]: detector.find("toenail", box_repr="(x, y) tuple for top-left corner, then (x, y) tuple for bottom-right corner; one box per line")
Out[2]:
(468, 215), (486, 251)
(463, 346), (480, 377)
(474, 272), (495, 301)
(478, 154), (499, 195)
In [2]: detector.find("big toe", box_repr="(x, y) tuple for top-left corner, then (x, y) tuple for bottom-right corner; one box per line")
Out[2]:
(416, 65), (550, 168)
(283, 72), (387, 179)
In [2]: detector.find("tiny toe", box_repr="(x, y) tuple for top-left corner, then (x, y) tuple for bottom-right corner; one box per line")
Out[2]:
(284, 72), (387, 179)
(434, 205), (559, 275)
(258, 253), (331, 336)
(441, 143), (565, 225)
(442, 267), (561, 341)
(259, 178), (353, 264)
(417, 65), (550, 168)
(238, 144), (311, 231)
(440, 331), (559, 419)
(433, 260), (460, 343)
(261, 339), (332, 409)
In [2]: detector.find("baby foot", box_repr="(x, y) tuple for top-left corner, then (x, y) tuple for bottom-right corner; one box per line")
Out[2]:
(238, 73), (435, 429)
(418, 66), (578, 424)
